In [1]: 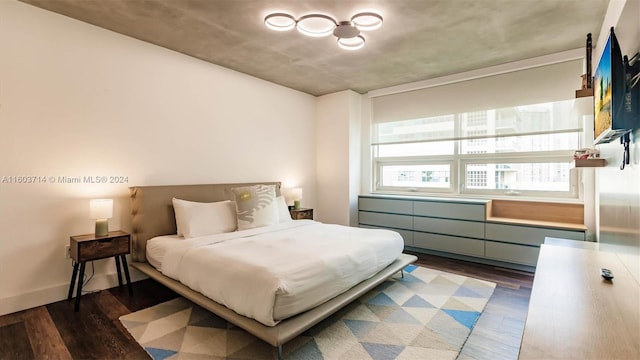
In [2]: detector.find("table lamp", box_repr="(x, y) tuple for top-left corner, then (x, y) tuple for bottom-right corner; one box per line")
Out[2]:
(90, 199), (113, 236)
(283, 187), (303, 210)
(291, 188), (302, 210)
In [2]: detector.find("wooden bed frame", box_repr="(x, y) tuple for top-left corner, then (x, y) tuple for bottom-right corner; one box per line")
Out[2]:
(128, 182), (417, 358)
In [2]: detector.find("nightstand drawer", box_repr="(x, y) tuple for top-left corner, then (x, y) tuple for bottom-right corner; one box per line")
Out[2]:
(73, 234), (130, 262)
(290, 208), (313, 220)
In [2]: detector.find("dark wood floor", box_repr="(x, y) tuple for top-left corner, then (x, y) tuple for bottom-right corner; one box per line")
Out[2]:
(0, 253), (533, 360)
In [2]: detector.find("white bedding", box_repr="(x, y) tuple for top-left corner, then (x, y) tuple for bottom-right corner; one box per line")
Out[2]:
(151, 220), (403, 326)
(146, 235), (182, 271)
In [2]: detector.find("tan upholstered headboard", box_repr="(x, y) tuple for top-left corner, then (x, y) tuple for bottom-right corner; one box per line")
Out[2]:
(129, 182), (281, 262)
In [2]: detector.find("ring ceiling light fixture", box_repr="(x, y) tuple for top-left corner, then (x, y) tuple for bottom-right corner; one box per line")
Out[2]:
(264, 11), (383, 50)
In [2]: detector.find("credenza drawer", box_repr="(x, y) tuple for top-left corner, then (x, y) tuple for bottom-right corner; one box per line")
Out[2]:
(413, 232), (485, 257)
(358, 211), (412, 230)
(485, 241), (539, 266)
(358, 197), (413, 215)
(486, 223), (584, 246)
(413, 201), (485, 221)
(414, 217), (484, 239)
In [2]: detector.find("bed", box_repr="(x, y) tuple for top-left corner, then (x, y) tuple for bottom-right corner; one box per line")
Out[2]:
(128, 182), (417, 358)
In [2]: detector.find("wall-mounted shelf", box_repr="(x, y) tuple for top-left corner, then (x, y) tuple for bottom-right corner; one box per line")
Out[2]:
(575, 88), (594, 98)
(571, 158), (606, 168)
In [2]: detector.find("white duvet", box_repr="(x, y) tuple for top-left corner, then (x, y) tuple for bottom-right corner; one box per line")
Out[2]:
(159, 220), (403, 326)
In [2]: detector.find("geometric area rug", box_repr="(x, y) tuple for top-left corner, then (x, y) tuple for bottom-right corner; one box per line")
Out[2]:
(120, 265), (496, 360)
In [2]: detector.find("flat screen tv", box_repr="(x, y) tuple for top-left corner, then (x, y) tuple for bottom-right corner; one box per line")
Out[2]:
(593, 27), (630, 144)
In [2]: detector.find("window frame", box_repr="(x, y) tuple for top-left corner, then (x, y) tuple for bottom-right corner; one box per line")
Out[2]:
(458, 151), (578, 198)
(375, 158), (457, 194)
(373, 149), (579, 199)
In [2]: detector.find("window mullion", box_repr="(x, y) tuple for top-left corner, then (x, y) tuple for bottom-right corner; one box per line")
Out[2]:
(454, 113), (461, 194)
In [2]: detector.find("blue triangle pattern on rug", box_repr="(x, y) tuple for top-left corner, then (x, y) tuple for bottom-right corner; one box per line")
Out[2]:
(344, 319), (378, 338)
(386, 308), (422, 324)
(288, 339), (323, 360)
(399, 272), (424, 284)
(362, 343), (405, 360)
(403, 264), (418, 273)
(403, 294), (436, 308)
(374, 280), (396, 292)
(442, 309), (481, 330)
(453, 286), (484, 298)
(145, 347), (178, 360)
(367, 292), (397, 306)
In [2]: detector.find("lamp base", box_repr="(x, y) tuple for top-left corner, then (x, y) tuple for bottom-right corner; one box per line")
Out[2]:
(294, 200), (301, 210)
(95, 219), (109, 236)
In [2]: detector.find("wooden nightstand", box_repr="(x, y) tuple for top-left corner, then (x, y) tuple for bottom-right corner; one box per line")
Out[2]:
(289, 208), (313, 220)
(67, 230), (133, 311)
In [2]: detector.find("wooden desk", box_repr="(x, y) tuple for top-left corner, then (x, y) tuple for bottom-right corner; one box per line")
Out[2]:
(519, 244), (640, 359)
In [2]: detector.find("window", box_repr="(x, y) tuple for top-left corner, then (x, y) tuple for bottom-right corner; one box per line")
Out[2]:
(379, 164), (451, 190)
(463, 162), (571, 193)
(372, 100), (582, 198)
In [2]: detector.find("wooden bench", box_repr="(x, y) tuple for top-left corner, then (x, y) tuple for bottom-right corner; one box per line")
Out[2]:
(486, 199), (586, 231)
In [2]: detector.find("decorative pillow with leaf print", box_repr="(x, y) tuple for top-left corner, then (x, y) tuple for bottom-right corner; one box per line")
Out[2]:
(230, 184), (279, 230)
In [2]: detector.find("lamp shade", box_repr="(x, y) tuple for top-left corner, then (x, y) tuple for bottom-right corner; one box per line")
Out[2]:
(283, 187), (303, 205)
(338, 35), (365, 50)
(290, 188), (302, 201)
(351, 12), (383, 31)
(264, 13), (296, 31)
(296, 14), (336, 37)
(89, 199), (113, 219)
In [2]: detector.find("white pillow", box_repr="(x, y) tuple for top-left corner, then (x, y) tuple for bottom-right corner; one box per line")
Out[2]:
(276, 195), (292, 223)
(172, 198), (237, 238)
(230, 184), (279, 230)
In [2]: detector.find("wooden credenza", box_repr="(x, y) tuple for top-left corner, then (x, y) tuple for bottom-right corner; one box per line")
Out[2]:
(518, 241), (640, 359)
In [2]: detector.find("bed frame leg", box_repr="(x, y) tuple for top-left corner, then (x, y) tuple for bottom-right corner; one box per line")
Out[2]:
(277, 344), (283, 360)
(401, 269), (404, 278)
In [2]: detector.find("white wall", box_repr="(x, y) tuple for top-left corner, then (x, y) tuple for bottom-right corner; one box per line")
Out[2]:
(316, 90), (362, 225)
(348, 92), (363, 226)
(0, 1), (317, 315)
(595, 0), (640, 283)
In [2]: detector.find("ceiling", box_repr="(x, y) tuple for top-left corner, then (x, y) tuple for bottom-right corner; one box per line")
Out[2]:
(19, 0), (609, 96)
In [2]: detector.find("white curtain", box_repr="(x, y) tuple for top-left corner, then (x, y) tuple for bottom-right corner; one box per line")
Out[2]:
(371, 59), (587, 144)
(372, 59), (583, 123)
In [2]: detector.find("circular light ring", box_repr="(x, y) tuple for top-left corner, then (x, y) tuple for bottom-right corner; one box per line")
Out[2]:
(296, 14), (336, 37)
(264, 13), (296, 31)
(351, 12), (383, 31)
(338, 35), (365, 50)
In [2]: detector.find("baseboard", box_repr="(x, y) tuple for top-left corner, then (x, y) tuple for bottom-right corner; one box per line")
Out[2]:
(405, 247), (536, 273)
(0, 267), (147, 316)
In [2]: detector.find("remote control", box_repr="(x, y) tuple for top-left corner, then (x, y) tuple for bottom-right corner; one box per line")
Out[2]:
(601, 268), (614, 280)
